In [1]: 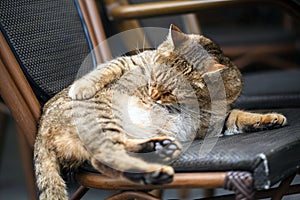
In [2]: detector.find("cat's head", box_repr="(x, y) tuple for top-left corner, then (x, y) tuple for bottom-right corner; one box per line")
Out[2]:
(156, 24), (228, 78)
(145, 25), (229, 105)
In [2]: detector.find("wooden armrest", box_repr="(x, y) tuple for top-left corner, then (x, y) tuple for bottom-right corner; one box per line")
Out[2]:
(106, 0), (300, 20)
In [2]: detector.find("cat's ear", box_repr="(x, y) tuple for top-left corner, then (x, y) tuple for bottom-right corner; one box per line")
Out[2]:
(168, 24), (189, 47)
(202, 62), (228, 77)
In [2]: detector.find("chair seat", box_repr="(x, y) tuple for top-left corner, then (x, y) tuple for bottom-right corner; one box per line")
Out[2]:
(80, 108), (300, 190)
(172, 108), (300, 190)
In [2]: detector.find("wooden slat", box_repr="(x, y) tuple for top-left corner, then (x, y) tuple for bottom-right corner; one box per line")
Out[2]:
(0, 32), (40, 147)
(17, 128), (38, 200)
(70, 186), (89, 200)
(271, 174), (296, 200)
(107, 0), (237, 20)
(107, 191), (160, 200)
(75, 172), (227, 190)
(78, 0), (112, 63)
(0, 59), (37, 147)
(0, 33), (41, 123)
(107, 0), (300, 20)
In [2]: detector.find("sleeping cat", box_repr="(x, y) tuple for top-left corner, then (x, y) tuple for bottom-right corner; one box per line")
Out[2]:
(34, 25), (287, 199)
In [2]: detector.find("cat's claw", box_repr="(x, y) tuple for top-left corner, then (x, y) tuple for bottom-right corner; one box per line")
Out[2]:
(68, 80), (97, 100)
(265, 113), (287, 129)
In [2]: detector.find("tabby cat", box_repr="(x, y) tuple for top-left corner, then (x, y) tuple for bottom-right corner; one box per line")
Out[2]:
(34, 25), (287, 199)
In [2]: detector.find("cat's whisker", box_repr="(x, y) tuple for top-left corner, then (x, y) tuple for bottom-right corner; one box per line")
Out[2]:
(142, 35), (146, 52)
(178, 106), (226, 124)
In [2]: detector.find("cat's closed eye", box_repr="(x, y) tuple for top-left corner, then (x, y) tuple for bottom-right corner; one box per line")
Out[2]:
(150, 85), (178, 105)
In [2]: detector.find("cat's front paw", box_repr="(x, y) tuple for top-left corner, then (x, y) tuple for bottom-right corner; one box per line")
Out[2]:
(259, 113), (288, 129)
(245, 112), (288, 132)
(225, 110), (288, 135)
(68, 79), (97, 100)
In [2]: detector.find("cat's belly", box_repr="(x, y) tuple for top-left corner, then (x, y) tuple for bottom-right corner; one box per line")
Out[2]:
(119, 95), (166, 139)
(115, 94), (197, 142)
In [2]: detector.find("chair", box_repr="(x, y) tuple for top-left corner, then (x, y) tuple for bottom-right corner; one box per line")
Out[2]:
(1, 0), (300, 200)
(195, 4), (299, 70)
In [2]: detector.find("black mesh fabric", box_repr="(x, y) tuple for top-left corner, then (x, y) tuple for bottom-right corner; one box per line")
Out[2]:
(0, 0), (91, 103)
(171, 109), (300, 189)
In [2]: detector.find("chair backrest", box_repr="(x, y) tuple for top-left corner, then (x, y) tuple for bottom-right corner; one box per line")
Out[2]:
(0, 0), (97, 147)
(0, 0), (92, 104)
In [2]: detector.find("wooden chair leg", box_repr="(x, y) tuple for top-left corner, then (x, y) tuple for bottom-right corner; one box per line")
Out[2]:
(106, 191), (160, 200)
(17, 127), (38, 200)
(70, 186), (90, 200)
(271, 173), (296, 200)
(149, 189), (163, 198)
(204, 188), (215, 198)
(178, 188), (190, 199)
(0, 103), (9, 167)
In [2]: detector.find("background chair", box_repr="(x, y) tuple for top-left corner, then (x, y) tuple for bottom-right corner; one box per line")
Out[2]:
(103, 0), (300, 71)
(1, 0), (300, 200)
(196, 3), (299, 71)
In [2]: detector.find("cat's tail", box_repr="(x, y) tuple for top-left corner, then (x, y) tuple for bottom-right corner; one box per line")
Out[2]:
(34, 134), (68, 200)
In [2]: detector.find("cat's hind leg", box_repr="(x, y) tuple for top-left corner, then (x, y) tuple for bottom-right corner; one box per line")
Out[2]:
(224, 109), (287, 135)
(124, 137), (182, 162)
(90, 139), (175, 185)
